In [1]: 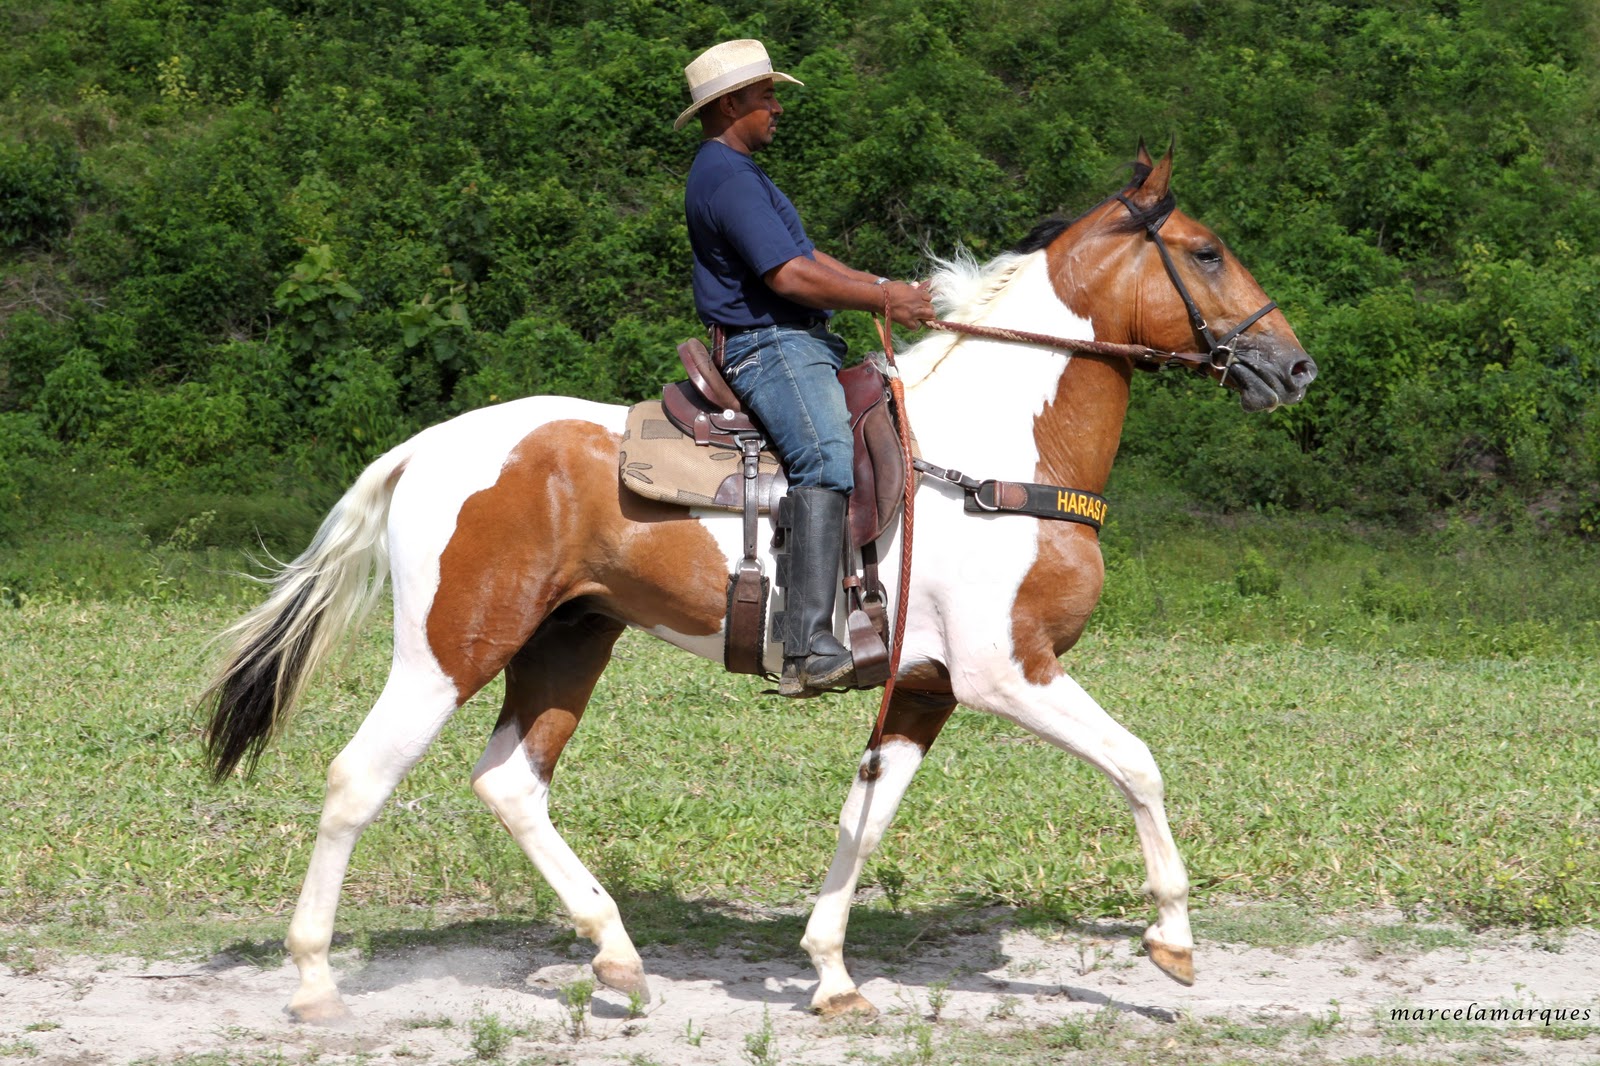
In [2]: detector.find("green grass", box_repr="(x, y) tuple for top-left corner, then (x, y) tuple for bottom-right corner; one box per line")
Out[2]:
(1097, 466), (1600, 661)
(2, 483), (1599, 962)
(2, 604), (1598, 958)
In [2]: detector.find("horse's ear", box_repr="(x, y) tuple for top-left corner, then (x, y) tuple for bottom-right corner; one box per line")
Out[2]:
(1128, 145), (1173, 209)
(1135, 139), (1154, 168)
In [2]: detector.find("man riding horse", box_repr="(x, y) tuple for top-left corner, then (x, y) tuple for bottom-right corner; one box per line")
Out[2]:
(676, 39), (934, 697)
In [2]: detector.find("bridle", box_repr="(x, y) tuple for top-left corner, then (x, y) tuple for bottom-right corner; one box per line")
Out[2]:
(922, 194), (1279, 386)
(1113, 192), (1277, 383)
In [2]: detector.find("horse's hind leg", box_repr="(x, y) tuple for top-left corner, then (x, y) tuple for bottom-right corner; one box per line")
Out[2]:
(469, 609), (649, 1000)
(802, 688), (957, 1017)
(286, 660), (459, 1025)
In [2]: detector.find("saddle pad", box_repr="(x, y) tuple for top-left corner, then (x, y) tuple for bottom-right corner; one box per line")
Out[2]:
(620, 401), (785, 511)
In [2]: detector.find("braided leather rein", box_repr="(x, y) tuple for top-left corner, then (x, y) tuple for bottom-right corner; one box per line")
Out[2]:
(922, 318), (1209, 370)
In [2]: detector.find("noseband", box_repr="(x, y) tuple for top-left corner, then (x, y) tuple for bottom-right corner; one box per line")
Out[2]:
(1114, 194), (1277, 382)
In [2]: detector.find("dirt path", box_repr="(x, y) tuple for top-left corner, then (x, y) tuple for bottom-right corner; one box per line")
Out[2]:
(4, 916), (1598, 1064)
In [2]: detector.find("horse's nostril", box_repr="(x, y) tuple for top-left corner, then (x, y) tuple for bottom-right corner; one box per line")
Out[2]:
(1291, 359), (1318, 384)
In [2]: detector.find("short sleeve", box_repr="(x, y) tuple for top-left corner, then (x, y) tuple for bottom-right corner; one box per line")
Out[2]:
(707, 171), (811, 277)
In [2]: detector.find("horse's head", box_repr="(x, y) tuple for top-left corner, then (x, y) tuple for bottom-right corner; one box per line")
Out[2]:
(1050, 144), (1317, 412)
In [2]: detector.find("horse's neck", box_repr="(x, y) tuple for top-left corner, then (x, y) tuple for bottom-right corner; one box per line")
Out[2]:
(901, 252), (1130, 494)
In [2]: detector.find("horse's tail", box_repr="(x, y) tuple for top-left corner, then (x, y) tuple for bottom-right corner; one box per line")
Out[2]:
(201, 438), (417, 782)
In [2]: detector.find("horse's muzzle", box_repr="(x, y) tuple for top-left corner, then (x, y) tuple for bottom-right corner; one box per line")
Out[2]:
(1225, 346), (1317, 412)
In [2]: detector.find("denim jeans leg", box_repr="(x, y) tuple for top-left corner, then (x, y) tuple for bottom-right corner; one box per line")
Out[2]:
(722, 325), (854, 493)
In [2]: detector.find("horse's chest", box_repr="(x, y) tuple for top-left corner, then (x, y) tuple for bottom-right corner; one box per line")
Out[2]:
(1010, 526), (1105, 647)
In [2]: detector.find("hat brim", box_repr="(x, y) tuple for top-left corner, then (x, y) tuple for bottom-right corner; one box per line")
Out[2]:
(673, 71), (802, 131)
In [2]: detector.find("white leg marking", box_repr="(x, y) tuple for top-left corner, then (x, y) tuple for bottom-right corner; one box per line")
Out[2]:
(285, 665), (458, 1023)
(470, 722), (646, 997)
(801, 739), (926, 1013)
(963, 667), (1193, 967)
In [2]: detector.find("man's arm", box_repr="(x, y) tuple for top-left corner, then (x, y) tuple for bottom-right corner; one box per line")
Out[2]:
(810, 250), (880, 285)
(765, 254), (933, 330)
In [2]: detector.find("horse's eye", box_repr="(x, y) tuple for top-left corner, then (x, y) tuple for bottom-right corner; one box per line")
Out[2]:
(1194, 248), (1222, 266)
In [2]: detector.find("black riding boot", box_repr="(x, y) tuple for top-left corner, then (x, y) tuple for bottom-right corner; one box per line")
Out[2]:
(778, 487), (855, 697)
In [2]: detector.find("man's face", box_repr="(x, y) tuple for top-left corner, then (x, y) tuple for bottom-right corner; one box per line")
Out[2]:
(725, 78), (783, 150)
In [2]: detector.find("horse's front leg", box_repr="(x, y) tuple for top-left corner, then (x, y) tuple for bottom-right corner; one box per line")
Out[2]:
(964, 661), (1193, 984)
(802, 688), (956, 1016)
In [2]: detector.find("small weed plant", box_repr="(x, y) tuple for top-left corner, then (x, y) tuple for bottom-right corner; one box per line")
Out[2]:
(559, 977), (595, 1041)
(743, 1003), (778, 1066)
(468, 1011), (515, 1060)
(925, 980), (949, 1023)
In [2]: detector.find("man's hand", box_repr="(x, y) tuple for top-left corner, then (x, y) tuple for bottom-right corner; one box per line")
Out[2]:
(879, 279), (935, 330)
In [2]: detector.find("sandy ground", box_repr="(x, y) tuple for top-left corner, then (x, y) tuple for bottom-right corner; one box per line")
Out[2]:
(4, 914), (1599, 1065)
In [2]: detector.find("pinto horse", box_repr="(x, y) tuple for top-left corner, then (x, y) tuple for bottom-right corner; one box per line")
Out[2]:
(202, 147), (1316, 1024)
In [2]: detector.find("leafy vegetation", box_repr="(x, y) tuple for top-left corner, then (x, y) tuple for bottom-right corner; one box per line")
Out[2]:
(0, 0), (1596, 537)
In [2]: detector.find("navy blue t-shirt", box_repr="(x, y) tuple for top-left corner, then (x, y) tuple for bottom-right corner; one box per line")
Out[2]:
(685, 140), (821, 329)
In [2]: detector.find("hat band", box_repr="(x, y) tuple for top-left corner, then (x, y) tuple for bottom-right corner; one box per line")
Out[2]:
(689, 60), (773, 104)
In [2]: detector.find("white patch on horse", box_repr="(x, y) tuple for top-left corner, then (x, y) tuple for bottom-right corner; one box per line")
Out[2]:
(886, 249), (1092, 683)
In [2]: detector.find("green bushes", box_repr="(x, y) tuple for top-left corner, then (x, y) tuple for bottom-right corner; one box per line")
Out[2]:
(0, 413), (58, 542)
(0, 140), (79, 249)
(0, 0), (1595, 538)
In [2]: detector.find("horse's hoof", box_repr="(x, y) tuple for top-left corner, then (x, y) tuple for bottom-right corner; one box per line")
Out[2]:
(1143, 939), (1195, 986)
(815, 990), (878, 1019)
(287, 995), (354, 1027)
(592, 958), (651, 1002)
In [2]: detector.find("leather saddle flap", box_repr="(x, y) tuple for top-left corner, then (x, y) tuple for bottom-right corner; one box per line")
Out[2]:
(662, 380), (762, 445)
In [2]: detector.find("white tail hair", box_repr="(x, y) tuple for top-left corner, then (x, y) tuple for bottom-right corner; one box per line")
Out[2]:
(201, 437), (416, 778)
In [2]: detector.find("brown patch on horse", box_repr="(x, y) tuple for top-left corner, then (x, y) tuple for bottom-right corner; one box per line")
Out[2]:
(500, 608), (627, 780)
(860, 687), (958, 781)
(881, 687), (958, 749)
(1005, 289), (1128, 686)
(1008, 522), (1106, 687)
(893, 659), (953, 695)
(428, 420), (727, 700)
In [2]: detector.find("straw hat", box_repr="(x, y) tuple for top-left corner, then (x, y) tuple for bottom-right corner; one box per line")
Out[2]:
(674, 39), (802, 131)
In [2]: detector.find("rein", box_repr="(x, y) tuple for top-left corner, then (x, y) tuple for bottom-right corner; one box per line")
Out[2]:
(863, 299), (917, 767)
(923, 318), (1213, 372)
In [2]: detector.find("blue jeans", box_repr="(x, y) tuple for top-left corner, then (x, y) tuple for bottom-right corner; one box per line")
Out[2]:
(721, 323), (854, 493)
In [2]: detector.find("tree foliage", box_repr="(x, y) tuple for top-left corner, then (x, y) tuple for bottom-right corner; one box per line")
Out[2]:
(0, 0), (1596, 527)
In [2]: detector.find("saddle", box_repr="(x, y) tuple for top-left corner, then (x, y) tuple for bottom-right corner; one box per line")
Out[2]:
(619, 337), (912, 683)
(659, 339), (908, 546)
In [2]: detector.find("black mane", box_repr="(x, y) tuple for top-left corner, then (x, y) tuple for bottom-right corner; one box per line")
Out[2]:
(1010, 162), (1177, 254)
(1012, 217), (1070, 254)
